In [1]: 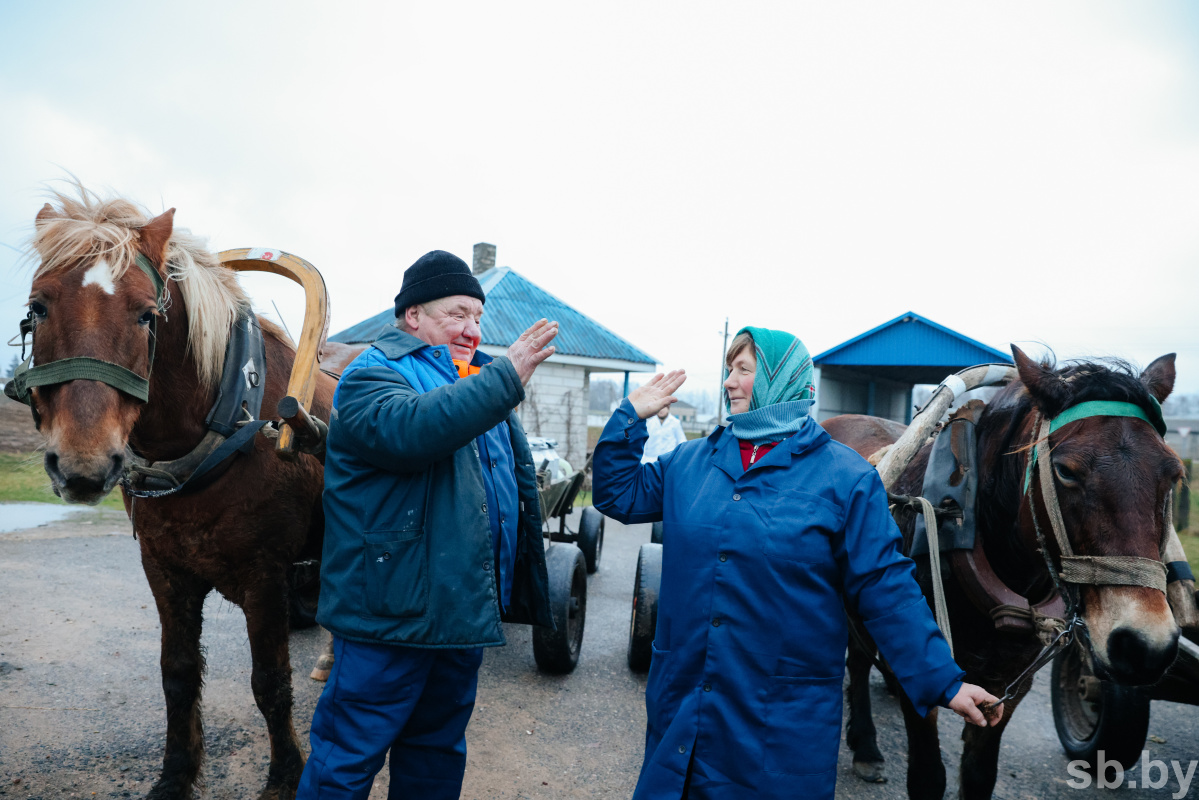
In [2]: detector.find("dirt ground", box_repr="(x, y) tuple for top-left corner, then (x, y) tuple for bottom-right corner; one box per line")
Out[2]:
(0, 399), (41, 454)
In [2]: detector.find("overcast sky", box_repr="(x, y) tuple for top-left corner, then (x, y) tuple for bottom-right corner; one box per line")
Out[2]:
(3, 1), (1197, 402)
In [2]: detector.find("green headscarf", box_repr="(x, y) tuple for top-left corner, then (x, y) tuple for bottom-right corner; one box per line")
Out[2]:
(725, 326), (816, 443)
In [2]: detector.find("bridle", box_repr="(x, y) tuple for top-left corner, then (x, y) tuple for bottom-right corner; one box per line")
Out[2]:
(4, 253), (167, 407)
(982, 398), (1172, 714)
(3, 254), (268, 504)
(1022, 399), (1171, 622)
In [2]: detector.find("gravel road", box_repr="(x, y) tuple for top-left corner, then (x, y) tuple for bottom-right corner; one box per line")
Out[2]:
(2, 505), (1199, 799)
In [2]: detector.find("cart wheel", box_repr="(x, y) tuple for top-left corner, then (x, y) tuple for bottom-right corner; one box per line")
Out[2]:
(578, 507), (605, 574)
(628, 543), (663, 672)
(533, 544), (588, 673)
(651, 521), (663, 545)
(288, 559), (321, 630)
(1051, 638), (1150, 773)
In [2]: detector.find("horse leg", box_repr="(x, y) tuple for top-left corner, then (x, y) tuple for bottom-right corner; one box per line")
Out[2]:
(845, 620), (887, 783)
(958, 687), (1025, 800)
(244, 574), (306, 800)
(143, 559), (210, 800)
(900, 691), (946, 800)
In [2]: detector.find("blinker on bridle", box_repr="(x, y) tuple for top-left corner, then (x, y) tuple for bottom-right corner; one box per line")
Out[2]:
(4, 253), (167, 407)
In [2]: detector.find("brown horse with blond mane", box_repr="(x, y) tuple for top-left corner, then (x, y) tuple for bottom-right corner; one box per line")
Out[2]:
(14, 184), (334, 799)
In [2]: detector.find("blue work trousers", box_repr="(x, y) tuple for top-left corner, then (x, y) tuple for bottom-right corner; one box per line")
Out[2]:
(297, 636), (485, 799)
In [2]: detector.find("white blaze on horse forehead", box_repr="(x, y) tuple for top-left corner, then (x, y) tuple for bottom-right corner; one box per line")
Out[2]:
(80, 259), (116, 295)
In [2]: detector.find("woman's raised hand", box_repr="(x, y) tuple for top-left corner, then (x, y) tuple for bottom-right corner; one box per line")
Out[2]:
(507, 319), (559, 386)
(628, 370), (687, 420)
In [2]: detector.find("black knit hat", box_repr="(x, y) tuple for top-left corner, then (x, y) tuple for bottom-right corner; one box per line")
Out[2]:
(393, 251), (485, 317)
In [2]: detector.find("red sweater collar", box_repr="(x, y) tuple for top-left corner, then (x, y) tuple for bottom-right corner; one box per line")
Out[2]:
(738, 439), (780, 469)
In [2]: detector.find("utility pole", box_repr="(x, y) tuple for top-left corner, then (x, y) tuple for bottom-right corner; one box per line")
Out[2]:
(716, 317), (729, 426)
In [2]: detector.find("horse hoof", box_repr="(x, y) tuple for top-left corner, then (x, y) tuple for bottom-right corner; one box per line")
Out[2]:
(853, 760), (887, 783)
(310, 652), (334, 682)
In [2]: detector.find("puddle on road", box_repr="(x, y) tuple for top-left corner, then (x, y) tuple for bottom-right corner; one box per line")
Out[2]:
(0, 502), (87, 532)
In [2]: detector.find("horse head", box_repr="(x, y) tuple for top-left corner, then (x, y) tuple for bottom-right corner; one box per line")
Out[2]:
(1011, 344), (1182, 685)
(22, 196), (175, 504)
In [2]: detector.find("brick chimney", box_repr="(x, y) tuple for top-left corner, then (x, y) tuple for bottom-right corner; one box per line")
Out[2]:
(472, 242), (496, 276)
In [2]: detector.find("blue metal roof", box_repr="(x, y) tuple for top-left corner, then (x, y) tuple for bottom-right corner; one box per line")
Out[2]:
(813, 311), (1012, 367)
(328, 267), (657, 366)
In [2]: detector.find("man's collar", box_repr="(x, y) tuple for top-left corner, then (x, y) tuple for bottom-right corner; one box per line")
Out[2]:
(371, 325), (493, 368)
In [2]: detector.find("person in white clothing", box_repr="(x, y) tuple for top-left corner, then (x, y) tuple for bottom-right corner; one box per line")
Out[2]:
(641, 404), (688, 463)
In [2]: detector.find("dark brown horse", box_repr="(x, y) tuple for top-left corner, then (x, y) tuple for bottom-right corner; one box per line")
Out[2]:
(17, 186), (335, 799)
(823, 346), (1183, 800)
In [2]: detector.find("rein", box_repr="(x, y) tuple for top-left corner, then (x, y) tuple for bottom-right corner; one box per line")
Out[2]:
(4, 254), (167, 406)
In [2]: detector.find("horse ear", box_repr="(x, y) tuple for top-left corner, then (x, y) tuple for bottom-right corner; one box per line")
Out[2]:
(35, 203), (56, 227)
(139, 208), (176, 275)
(1140, 353), (1176, 403)
(1012, 344), (1071, 415)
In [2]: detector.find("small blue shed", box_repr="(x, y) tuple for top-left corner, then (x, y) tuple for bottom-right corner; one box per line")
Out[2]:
(812, 311), (1012, 424)
(328, 244), (657, 464)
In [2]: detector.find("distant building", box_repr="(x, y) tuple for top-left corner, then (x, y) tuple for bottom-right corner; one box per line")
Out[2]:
(1166, 418), (1199, 461)
(812, 312), (1013, 424)
(671, 401), (697, 423)
(328, 243), (657, 465)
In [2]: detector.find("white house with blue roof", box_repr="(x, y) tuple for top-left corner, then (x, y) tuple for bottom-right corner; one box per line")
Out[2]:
(812, 312), (1013, 424)
(328, 243), (657, 466)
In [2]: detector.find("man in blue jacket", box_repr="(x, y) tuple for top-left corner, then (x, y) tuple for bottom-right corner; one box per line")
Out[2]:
(297, 250), (558, 799)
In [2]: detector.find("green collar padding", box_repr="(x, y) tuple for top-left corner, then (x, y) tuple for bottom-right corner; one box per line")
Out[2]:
(7, 356), (149, 403)
(1048, 399), (1166, 437)
(1023, 399), (1166, 495)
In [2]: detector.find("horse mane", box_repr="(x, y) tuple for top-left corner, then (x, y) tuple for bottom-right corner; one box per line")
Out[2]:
(30, 182), (256, 391)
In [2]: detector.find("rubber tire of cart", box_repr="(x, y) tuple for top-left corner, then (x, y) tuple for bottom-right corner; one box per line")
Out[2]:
(628, 543), (663, 672)
(578, 506), (605, 574)
(650, 520), (663, 545)
(1050, 638), (1150, 772)
(533, 544), (588, 674)
(288, 559), (321, 630)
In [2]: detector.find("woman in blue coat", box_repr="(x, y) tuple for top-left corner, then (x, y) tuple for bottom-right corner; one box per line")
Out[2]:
(592, 327), (1001, 800)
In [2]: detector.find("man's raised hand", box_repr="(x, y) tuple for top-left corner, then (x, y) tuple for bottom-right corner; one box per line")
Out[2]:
(628, 370), (687, 420)
(508, 319), (559, 386)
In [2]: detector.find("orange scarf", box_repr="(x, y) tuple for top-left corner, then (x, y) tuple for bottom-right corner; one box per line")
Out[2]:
(454, 360), (481, 379)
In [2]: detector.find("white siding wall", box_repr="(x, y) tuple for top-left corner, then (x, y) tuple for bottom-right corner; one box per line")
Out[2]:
(517, 362), (590, 469)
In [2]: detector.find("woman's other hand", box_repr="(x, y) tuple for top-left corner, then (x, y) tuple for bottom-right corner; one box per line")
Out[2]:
(949, 684), (1004, 727)
(628, 370), (687, 420)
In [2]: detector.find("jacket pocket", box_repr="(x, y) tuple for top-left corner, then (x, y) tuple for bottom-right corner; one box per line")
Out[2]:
(645, 640), (673, 732)
(762, 675), (841, 775)
(762, 491), (841, 564)
(362, 528), (428, 618)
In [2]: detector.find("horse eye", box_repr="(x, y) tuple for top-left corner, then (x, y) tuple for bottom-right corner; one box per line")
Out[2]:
(29, 301), (47, 319)
(138, 310), (155, 326)
(1053, 462), (1080, 485)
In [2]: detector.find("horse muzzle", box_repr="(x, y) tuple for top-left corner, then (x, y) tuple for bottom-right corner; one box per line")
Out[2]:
(1086, 586), (1180, 685)
(44, 448), (126, 505)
